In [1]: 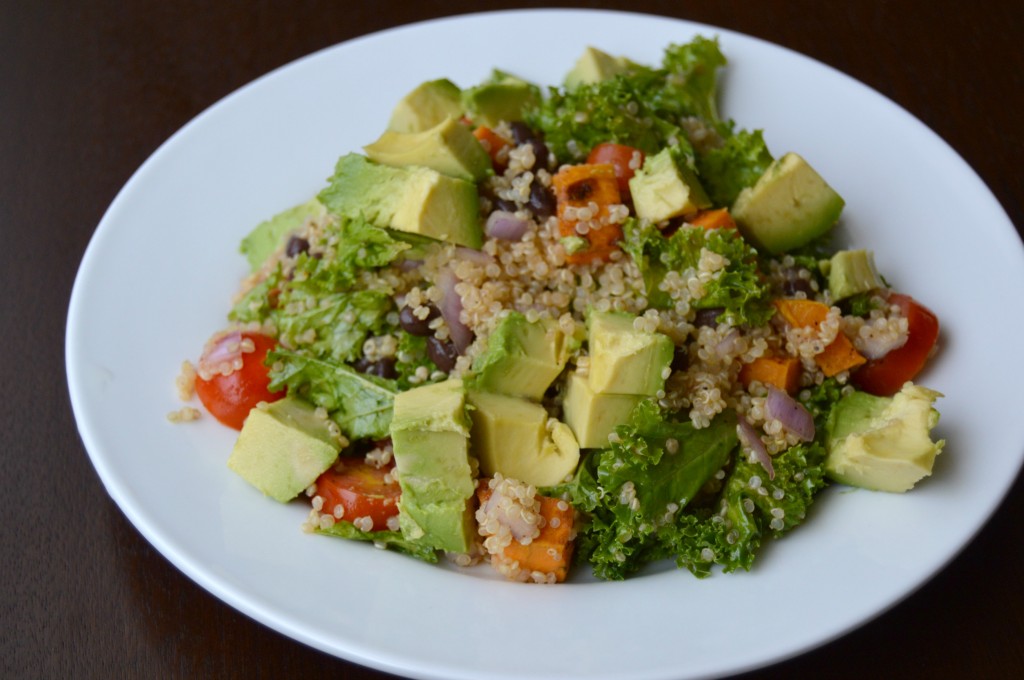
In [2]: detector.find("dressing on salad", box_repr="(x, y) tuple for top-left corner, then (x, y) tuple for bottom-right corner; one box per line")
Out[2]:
(174, 37), (945, 584)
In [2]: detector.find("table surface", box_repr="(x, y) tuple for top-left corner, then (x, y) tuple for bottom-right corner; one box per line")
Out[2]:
(4, 1), (1022, 678)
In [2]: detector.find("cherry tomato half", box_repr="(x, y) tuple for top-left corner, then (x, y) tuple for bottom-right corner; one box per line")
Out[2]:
(587, 142), (644, 194)
(194, 331), (284, 429)
(313, 459), (401, 531)
(852, 294), (940, 396)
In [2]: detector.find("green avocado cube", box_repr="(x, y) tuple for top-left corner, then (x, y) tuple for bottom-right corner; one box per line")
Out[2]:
(461, 72), (539, 128)
(239, 198), (326, 272)
(364, 116), (491, 183)
(227, 396), (341, 502)
(390, 379), (476, 553)
(470, 312), (569, 401)
(562, 371), (644, 448)
(732, 152), (844, 254)
(828, 249), (884, 301)
(387, 78), (464, 133)
(318, 153), (482, 249)
(564, 46), (633, 89)
(629, 148), (711, 223)
(825, 383), (944, 492)
(467, 390), (580, 487)
(587, 310), (674, 396)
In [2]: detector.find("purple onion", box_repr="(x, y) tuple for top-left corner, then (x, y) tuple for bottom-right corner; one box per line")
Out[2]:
(484, 210), (530, 241)
(455, 246), (495, 266)
(397, 258), (423, 272)
(765, 386), (815, 442)
(737, 415), (774, 480)
(436, 268), (474, 354)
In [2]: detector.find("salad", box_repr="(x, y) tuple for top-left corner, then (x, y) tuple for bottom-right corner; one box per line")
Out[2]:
(172, 36), (945, 584)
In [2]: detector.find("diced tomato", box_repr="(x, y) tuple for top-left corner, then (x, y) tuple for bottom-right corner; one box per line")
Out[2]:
(587, 142), (644, 194)
(313, 459), (401, 531)
(852, 294), (940, 396)
(194, 332), (284, 429)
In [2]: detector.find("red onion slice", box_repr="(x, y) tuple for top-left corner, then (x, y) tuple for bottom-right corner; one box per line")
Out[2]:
(485, 210), (530, 241)
(454, 246), (495, 266)
(436, 268), (474, 354)
(765, 386), (815, 442)
(738, 415), (774, 480)
(197, 329), (244, 379)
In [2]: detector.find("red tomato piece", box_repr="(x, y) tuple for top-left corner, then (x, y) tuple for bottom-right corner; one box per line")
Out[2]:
(313, 459), (401, 531)
(587, 142), (644, 194)
(852, 294), (940, 396)
(194, 332), (285, 429)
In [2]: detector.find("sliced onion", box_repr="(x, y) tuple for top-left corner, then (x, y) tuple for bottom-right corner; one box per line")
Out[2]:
(765, 385), (815, 442)
(436, 268), (474, 354)
(485, 210), (530, 241)
(197, 329), (243, 379)
(455, 246), (495, 266)
(737, 415), (774, 480)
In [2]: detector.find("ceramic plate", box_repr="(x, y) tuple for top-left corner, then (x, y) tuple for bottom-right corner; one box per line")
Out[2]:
(67, 9), (1024, 680)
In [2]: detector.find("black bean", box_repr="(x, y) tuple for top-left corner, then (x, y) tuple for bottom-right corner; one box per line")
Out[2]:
(399, 304), (440, 336)
(528, 182), (556, 220)
(285, 236), (310, 258)
(671, 346), (689, 372)
(509, 121), (550, 169)
(353, 357), (397, 380)
(694, 307), (724, 328)
(426, 336), (458, 373)
(509, 121), (536, 145)
(493, 198), (519, 213)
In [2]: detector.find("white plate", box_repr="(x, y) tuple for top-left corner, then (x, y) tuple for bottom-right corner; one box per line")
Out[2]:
(67, 9), (1024, 680)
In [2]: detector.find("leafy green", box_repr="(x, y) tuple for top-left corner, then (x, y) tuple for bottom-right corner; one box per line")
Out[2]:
(268, 350), (396, 440)
(696, 128), (774, 207)
(228, 265), (282, 324)
(556, 401), (738, 580)
(393, 332), (436, 390)
(317, 520), (438, 563)
(274, 287), (393, 364)
(620, 218), (774, 326)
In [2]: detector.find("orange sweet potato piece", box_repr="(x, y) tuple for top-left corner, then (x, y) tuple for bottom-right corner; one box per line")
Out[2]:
(477, 486), (575, 583)
(472, 125), (511, 172)
(773, 299), (866, 376)
(739, 355), (801, 394)
(552, 163), (623, 265)
(689, 207), (737, 231)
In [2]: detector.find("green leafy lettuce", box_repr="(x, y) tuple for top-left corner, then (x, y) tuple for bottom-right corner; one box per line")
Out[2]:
(317, 519), (438, 562)
(620, 218), (774, 326)
(557, 399), (830, 580)
(268, 350), (396, 440)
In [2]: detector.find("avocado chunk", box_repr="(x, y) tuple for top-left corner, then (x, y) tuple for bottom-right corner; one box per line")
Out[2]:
(629, 148), (712, 223)
(825, 383), (944, 492)
(227, 396), (342, 502)
(469, 312), (570, 401)
(562, 371), (644, 448)
(318, 153), (483, 249)
(387, 78), (464, 133)
(467, 391), (580, 487)
(587, 310), (675, 396)
(364, 116), (492, 183)
(389, 379), (476, 553)
(462, 71), (540, 128)
(239, 198), (326, 271)
(828, 249), (884, 301)
(564, 46), (633, 89)
(732, 152), (845, 254)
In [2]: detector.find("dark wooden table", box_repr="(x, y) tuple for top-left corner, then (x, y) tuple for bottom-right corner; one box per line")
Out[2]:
(4, 1), (1022, 678)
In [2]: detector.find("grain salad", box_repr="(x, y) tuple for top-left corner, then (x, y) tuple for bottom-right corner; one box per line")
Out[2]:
(178, 36), (945, 583)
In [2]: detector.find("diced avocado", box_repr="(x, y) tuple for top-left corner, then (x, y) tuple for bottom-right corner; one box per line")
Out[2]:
(825, 383), (945, 492)
(587, 310), (675, 396)
(732, 152), (845, 254)
(227, 396), (342, 502)
(467, 391), (580, 487)
(469, 312), (569, 401)
(829, 249), (884, 301)
(629, 148), (712, 223)
(389, 379), (476, 553)
(387, 78), (464, 133)
(239, 198), (326, 271)
(562, 371), (644, 448)
(564, 46), (633, 89)
(462, 71), (540, 128)
(318, 153), (482, 249)
(364, 116), (491, 183)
